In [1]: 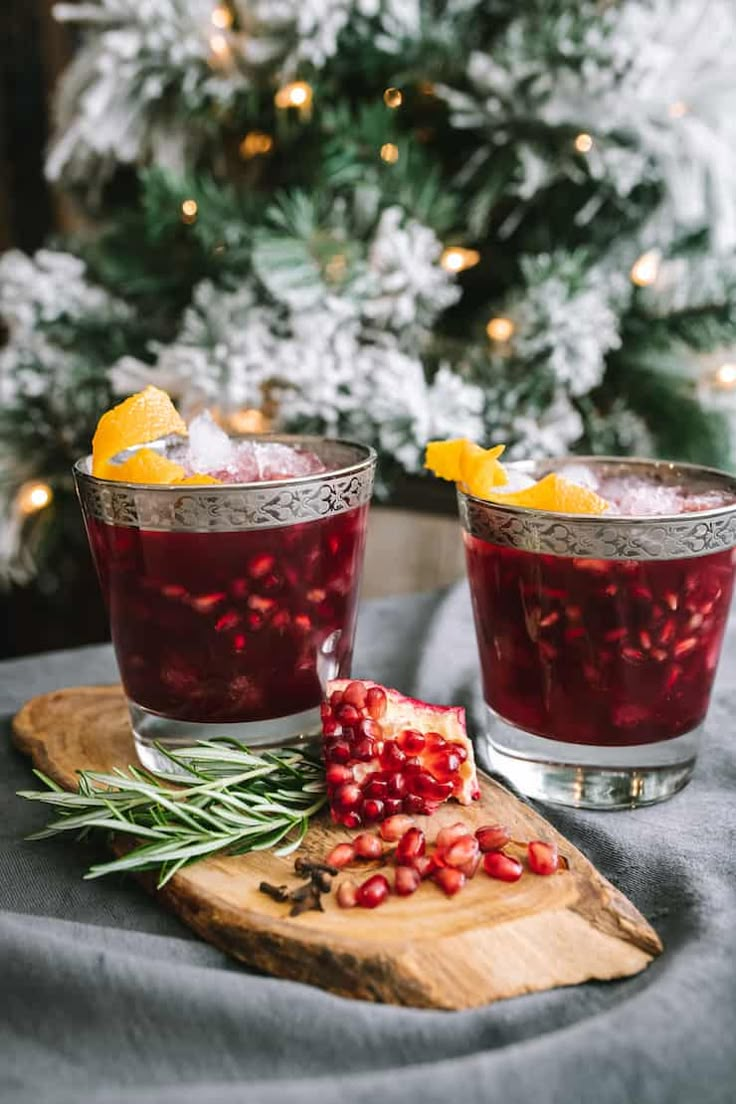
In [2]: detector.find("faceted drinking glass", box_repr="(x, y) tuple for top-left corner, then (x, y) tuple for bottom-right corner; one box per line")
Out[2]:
(459, 457), (736, 809)
(74, 436), (375, 772)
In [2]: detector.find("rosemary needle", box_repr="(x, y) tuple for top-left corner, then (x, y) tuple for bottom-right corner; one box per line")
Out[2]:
(17, 739), (327, 887)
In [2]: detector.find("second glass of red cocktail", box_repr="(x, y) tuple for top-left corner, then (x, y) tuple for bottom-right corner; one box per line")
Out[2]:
(75, 435), (375, 771)
(459, 457), (736, 809)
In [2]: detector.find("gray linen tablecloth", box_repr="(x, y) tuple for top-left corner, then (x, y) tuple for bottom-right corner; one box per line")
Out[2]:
(2, 583), (735, 1104)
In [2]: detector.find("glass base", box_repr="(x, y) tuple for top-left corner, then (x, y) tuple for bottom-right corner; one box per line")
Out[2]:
(478, 706), (699, 809)
(128, 700), (321, 774)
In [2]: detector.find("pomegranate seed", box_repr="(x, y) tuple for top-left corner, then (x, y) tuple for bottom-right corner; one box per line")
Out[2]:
(190, 592), (225, 612)
(247, 611), (264, 631)
(425, 749), (462, 782)
(528, 840), (559, 875)
(665, 592), (679, 610)
(475, 824), (511, 852)
(342, 811), (361, 829)
(632, 585), (652, 600)
(457, 853), (481, 879)
(215, 611), (241, 632)
(233, 634), (246, 651)
(674, 637), (697, 658)
(604, 584), (618, 597)
(293, 614), (311, 632)
(639, 631), (652, 650)
(342, 681), (367, 709)
(411, 855), (435, 879)
(336, 881), (357, 908)
(435, 822), (469, 853)
(162, 584), (186, 598)
(395, 867), (421, 896)
(248, 595), (276, 613)
(358, 718), (382, 740)
(334, 783), (362, 811)
(328, 740), (351, 764)
(329, 689), (344, 708)
(621, 647), (644, 663)
(362, 798), (385, 822)
(659, 619), (676, 644)
(365, 686), (387, 719)
(414, 773), (453, 803)
(383, 798), (404, 817)
(433, 867), (466, 896)
(403, 794), (431, 816)
(353, 738), (376, 761)
(386, 772), (407, 797)
(307, 587), (327, 603)
(397, 729), (426, 753)
(248, 554), (275, 578)
(604, 628), (627, 643)
(326, 764), (353, 786)
(443, 834), (480, 869)
(665, 664), (682, 690)
(539, 611), (559, 627)
(356, 874), (390, 909)
(483, 851), (523, 882)
(564, 627), (585, 642)
(326, 842), (356, 868)
(354, 833), (383, 859)
(380, 742), (406, 770)
(380, 814), (415, 841)
(688, 613), (704, 631)
(652, 648), (668, 662)
(260, 572), (282, 593)
(363, 778), (388, 799)
(539, 641), (557, 660)
(396, 827), (426, 865)
(335, 703), (361, 725)
(424, 732), (446, 749)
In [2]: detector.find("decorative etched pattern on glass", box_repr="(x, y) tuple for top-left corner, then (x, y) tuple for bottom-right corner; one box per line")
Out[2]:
(458, 457), (736, 561)
(74, 437), (375, 532)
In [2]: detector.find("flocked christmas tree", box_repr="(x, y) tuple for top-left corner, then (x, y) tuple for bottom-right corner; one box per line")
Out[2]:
(3, 0), (736, 589)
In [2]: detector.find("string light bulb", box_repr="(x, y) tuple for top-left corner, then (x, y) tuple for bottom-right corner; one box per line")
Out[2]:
(211, 4), (233, 28)
(669, 100), (688, 118)
(224, 408), (269, 433)
(274, 81), (313, 114)
(630, 250), (660, 287)
(181, 198), (198, 224)
(380, 142), (399, 164)
(714, 363), (736, 388)
(17, 481), (53, 516)
(239, 131), (274, 159)
(440, 247), (481, 273)
(383, 87), (403, 109)
(209, 32), (229, 56)
(574, 132), (593, 153)
(486, 316), (515, 343)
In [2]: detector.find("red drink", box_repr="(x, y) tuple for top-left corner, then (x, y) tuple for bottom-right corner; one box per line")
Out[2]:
(75, 434), (375, 766)
(459, 457), (736, 808)
(86, 507), (368, 724)
(464, 540), (733, 747)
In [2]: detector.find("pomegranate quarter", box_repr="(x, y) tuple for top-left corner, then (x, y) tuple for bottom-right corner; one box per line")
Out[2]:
(321, 679), (480, 827)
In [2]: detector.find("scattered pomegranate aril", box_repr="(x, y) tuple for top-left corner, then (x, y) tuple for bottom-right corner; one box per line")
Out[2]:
(527, 840), (559, 875)
(326, 842), (356, 868)
(411, 855), (435, 879)
(433, 867), (466, 896)
(322, 679), (479, 827)
(336, 881), (357, 909)
(354, 833), (383, 860)
(356, 874), (390, 909)
(443, 834), (480, 870)
(435, 822), (469, 853)
(395, 827), (426, 865)
(380, 814), (415, 841)
(394, 866), (421, 896)
(482, 851), (523, 882)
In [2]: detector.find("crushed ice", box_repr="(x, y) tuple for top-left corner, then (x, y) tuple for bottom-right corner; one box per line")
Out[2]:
(183, 410), (326, 482)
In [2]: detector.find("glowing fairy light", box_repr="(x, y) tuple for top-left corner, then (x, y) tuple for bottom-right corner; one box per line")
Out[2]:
(274, 81), (313, 111)
(239, 131), (274, 159)
(211, 4), (233, 29)
(630, 250), (660, 287)
(380, 143), (399, 164)
(486, 317), (515, 343)
(17, 481), (53, 516)
(440, 247), (481, 273)
(383, 87), (403, 109)
(574, 132), (593, 153)
(668, 101), (688, 118)
(181, 198), (198, 224)
(209, 32), (229, 56)
(714, 363), (736, 388)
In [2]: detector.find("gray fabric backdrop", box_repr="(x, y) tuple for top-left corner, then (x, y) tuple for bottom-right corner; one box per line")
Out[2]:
(1, 583), (735, 1104)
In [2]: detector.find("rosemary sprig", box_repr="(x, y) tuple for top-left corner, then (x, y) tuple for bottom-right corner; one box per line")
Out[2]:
(17, 739), (327, 887)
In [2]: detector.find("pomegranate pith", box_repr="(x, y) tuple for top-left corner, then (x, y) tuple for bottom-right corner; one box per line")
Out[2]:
(356, 873), (390, 908)
(322, 679), (480, 827)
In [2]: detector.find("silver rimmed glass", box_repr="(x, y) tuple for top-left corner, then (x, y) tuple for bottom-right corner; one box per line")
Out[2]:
(459, 457), (736, 809)
(74, 435), (375, 772)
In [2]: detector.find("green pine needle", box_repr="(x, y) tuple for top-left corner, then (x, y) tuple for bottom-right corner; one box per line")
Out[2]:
(17, 740), (327, 888)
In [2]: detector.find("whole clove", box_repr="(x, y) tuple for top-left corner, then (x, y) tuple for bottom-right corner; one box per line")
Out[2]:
(294, 857), (339, 878)
(259, 881), (291, 902)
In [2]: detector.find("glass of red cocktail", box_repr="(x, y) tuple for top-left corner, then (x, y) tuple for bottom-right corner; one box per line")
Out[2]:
(74, 435), (375, 772)
(459, 457), (736, 809)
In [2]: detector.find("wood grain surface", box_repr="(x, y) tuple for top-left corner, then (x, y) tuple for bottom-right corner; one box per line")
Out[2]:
(13, 685), (662, 1010)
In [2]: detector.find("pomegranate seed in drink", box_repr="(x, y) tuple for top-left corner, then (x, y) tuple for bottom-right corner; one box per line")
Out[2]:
(326, 842), (356, 868)
(482, 851), (523, 882)
(433, 867), (466, 896)
(527, 840), (559, 875)
(353, 833), (383, 860)
(379, 814), (415, 841)
(356, 874), (390, 909)
(395, 867), (421, 896)
(395, 827), (426, 865)
(336, 881), (357, 908)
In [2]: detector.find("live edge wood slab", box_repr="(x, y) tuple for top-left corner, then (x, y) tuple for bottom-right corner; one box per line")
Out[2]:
(13, 685), (662, 1011)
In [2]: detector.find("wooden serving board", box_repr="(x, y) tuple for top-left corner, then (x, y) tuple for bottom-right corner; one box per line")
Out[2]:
(13, 685), (662, 1010)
